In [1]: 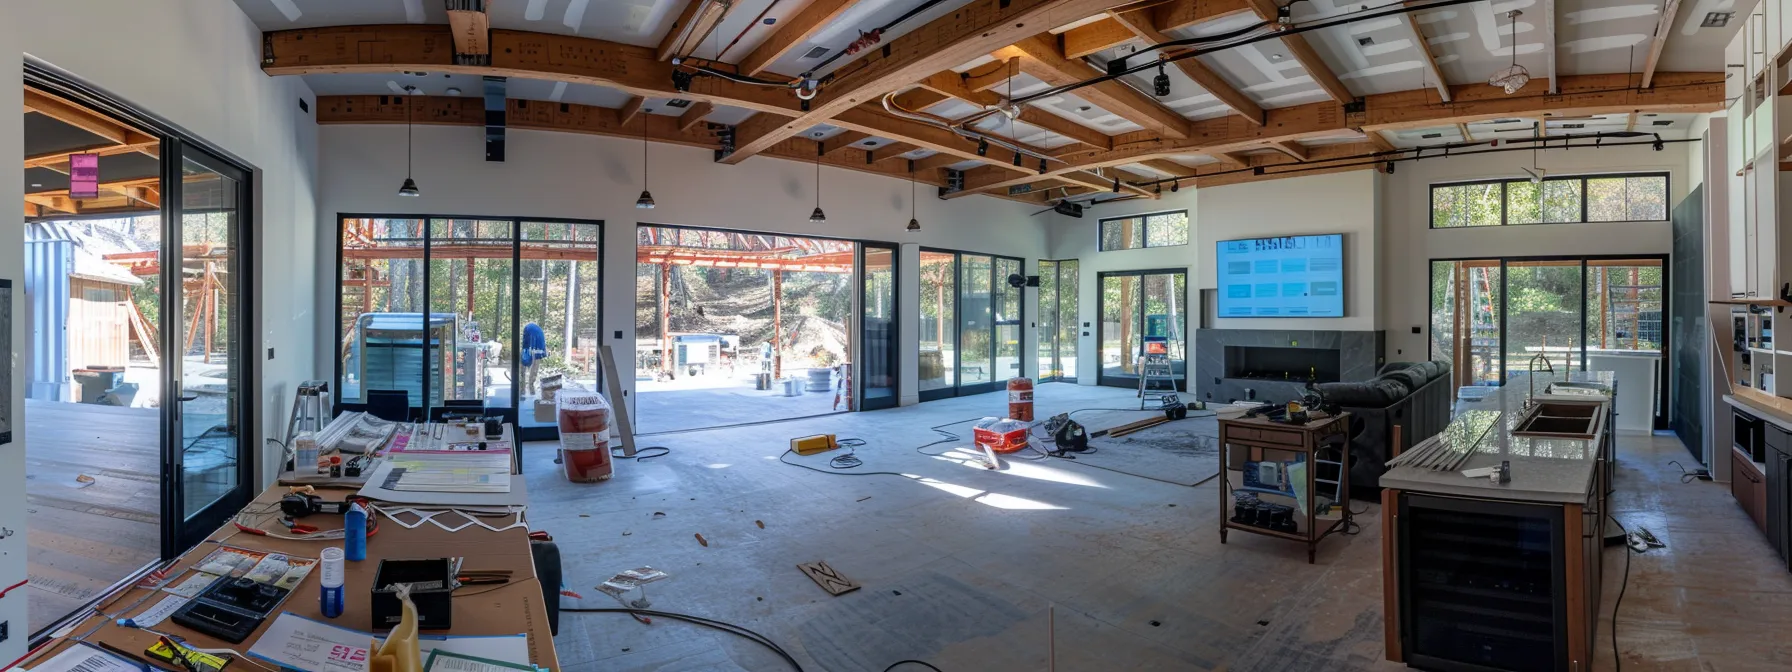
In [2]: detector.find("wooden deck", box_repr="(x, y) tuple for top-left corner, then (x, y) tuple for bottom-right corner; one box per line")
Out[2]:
(23, 399), (161, 634)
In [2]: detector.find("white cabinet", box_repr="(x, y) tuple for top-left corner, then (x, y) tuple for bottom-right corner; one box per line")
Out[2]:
(1732, 96), (1751, 297)
(1732, 25), (1749, 103)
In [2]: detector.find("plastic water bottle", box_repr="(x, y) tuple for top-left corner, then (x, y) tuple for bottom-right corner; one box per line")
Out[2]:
(345, 503), (367, 561)
(294, 431), (318, 475)
(319, 547), (345, 618)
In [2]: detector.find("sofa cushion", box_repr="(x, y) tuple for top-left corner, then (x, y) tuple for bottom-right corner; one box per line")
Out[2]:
(1318, 378), (1409, 409)
(1420, 360), (1450, 380)
(1378, 361), (1417, 376)
(1379, 368), (1427, 393)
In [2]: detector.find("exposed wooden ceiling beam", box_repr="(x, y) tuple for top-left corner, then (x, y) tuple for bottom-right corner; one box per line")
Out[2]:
(1361, 130), (1396, 153)
(27, 141), (161, 173)
(445, 0), (491, 58)
(24, 89), (141, 145)
(1241, 0), (1352, 102)
(914, 153), (964, 172)
(1456, 122), (1473, 141)
(719, 0), (1125, 164)
(965, 58), (1020, 93)
(1062, 17), (1136, 59)
(906, 79), (1114, 149)
(1154, 0), (1254, 31)
(1267, 140), (1308, 161)
(677, 102), (714, 131)
(657, 0), (731, 61)
(1403, 13), (1451, 103)
(946, 71), (1723, 197)
(821, 131), (871, 156)
(1000, 34), (1193, 139)
(1625, 112), (1637, 132)
(1106, 9), (1264, 125)
(869, 142), (919, 162)
(738, 0), (855, 76)
(1641, 0), (1682, 88)
(312, 94), (1043, 204)
(24, 194), (77, 214)
(1141, 158), (1197, 177)
(264, 26), (802, 115)
(616, 96), (646, 126)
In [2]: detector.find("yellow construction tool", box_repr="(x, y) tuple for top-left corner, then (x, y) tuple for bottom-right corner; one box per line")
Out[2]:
(791, 434), (840, 455)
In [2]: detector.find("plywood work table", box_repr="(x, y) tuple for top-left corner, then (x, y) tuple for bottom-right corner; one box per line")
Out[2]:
(20, 482), (557, 670)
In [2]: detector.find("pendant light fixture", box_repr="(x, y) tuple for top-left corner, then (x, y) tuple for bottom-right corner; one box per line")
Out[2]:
(636, 108), (656, 209)
(1488, 10), (1530, 94)
(398, 86), (420, 197)
(907, 160), (920, 232)
(809, 137), (827, 223)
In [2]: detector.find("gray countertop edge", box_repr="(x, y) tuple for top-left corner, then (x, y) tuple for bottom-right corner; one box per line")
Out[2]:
(1723, 394), (1792, 433)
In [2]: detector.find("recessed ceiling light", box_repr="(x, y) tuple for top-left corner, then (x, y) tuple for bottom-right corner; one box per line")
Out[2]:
(1421, 132), (1443, 139)
(1356, 36), (1374, 47)
(1651, 120), (1673, 126)
(1703, 11), (1734, 27)
(1269, 54), (1284, 61)
(763, 17), (776, 25)
(30, 183), (42, 188)
(444, 87), (462, 96)
(1077, 106), (1092, 112)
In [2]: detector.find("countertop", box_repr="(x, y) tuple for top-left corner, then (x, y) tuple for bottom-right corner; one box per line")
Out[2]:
(1724, 393), (1792, 433)
(1380, 371), (1614, 505)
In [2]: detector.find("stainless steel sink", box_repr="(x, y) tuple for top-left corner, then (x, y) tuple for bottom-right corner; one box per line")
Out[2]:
(1511, 401), (1603, 439)
(1544, 381), (1610, 397)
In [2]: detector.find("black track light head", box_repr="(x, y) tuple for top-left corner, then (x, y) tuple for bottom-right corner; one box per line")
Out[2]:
(1154, 62), (1171, 97)
(1111, 176), (1120, 193)
(976, 137), (989, 156)
(1170, 179), (1179, 193)
(1012, 151), (1023, 167)
(1155, 183), (1162, 195)
(1038, 157), (1048, 174)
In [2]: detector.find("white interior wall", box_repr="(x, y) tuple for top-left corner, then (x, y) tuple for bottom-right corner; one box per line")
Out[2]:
(1379, 142), (1689, 363)
(315, 124), (1048, 412)
(1045, 170), (1382, 383)
(1, 0), (319, 656)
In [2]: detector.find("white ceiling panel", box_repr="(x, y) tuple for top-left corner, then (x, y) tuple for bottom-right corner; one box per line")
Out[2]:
(759, 0), (981, 78)
(234, 0), (445, 30)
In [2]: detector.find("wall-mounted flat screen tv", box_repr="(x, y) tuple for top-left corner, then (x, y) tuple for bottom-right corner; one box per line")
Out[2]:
(1216, 233), (1344, 318)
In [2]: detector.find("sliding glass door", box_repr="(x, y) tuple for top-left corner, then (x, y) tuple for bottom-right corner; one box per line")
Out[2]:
(1431, 256), (1668, 428)
(861, 244), (898, 410)
(1097, 269), (1187, 390)
(919, 248), (1024, 401)
(167, 143), (255, 551)
(1038, 260), (1079, 382)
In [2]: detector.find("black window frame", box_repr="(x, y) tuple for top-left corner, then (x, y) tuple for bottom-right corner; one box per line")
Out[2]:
(1098, 209), (1190, 251)
(917, 246), (1027, 402)
(332, 213), (605, 444)
(1428, 172), (1671, 229)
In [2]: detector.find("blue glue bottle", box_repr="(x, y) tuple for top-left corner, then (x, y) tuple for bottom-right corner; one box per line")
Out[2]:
(345, 502), (367, 561)
(320, 546), (345, 618)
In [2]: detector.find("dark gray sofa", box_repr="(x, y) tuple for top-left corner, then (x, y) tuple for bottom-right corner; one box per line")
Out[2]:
(1315, 360), (1453, 500)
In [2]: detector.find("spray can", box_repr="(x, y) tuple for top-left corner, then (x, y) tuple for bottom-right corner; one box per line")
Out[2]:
(294, 431), (318, 475)
(319, 547), (345, 618)
(345, 503), (367, 561)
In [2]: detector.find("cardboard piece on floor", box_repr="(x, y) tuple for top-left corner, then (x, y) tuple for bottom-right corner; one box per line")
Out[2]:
(599, 344), (638, 458)
(797, 561), (860, 596)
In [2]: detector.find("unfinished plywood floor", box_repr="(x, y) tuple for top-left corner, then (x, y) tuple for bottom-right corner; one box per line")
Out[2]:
(527, 384), (1792, 671)
(23, 399), (161, 634)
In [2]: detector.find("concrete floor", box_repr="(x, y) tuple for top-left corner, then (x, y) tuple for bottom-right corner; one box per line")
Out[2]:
(635, 373), (843, 434)
(525, 383), (1792, 671)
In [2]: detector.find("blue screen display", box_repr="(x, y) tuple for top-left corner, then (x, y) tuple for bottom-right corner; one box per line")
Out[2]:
(1216, 234), (1344, 318)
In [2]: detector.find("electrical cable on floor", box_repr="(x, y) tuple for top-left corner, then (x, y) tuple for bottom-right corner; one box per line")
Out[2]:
(1608, 515), (1634, 672)
(613, 445), (672, 462)
(883, 661), (945, 672)
(562, 607), (805, 671)
(1666, 460), (1709, 484)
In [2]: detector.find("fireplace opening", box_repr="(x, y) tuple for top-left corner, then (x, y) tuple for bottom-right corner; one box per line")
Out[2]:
(1224, 345), (1341, 383)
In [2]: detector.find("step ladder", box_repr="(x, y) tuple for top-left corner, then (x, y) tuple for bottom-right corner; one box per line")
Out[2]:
(1137, 352), (1176, 408)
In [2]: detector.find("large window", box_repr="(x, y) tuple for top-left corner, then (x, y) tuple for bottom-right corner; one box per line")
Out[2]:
(1431, 173), (1669, 228)
(1099, 210), (1189, 250)
(1038, 260), (1079, 382)
(1431, 256), (1668, 428)
(336, 215), (602, 440)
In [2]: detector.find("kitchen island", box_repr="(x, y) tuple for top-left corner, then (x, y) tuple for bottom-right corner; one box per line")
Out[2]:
(1380, 371), (1616, 672)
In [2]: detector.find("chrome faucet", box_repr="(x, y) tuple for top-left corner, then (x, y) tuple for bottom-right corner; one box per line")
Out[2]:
(1527, 351), (1555, 408)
